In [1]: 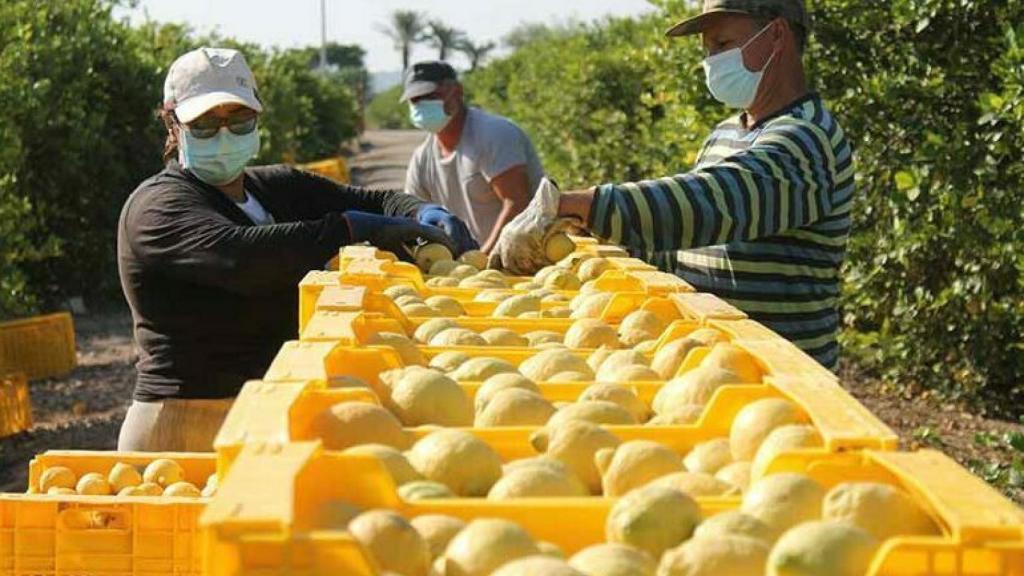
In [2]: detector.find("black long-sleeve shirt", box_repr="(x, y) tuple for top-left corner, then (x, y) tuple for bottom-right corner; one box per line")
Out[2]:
(117, 161), (425, 401)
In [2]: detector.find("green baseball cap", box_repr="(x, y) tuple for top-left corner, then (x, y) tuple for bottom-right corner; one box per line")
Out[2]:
(666, 0), (810, 37)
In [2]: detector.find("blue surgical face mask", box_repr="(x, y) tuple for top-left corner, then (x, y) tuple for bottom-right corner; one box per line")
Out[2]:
(702, 23), (776, 109)
(178, 127), (260, 186)
(410, 99), (452, 133)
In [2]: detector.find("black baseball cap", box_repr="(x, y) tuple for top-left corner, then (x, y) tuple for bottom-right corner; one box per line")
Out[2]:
(400, 61), (458, 103)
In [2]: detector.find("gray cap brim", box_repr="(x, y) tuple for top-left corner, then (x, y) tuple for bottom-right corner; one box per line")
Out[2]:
(400, 80), (440, 103)
(665, 9), (752, 37)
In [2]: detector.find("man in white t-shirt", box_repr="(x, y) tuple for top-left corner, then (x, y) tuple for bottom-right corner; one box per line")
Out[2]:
(402, 61), (545, 254)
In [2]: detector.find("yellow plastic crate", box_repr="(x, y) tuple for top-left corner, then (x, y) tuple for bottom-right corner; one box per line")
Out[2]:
(298, 157), (349, 184)
(0, 312), (76, 380)
(200, 441), (1024, 575)
(271, 312), (835, 389)
(0, 372), (31, 438)
(1, 450), (217, 576)
(298, 282), (744, 337)
(215, 372), (895, 467)
(332, 257), (692, 300)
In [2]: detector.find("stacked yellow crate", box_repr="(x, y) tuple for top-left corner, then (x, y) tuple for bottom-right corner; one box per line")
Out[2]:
(197, 242), (1024, 575)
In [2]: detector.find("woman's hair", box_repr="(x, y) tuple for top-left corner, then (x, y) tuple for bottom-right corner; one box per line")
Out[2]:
(159, 108), (179, 164)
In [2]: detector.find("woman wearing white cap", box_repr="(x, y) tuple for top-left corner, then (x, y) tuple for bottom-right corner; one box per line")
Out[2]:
(116, 47), (467, 451)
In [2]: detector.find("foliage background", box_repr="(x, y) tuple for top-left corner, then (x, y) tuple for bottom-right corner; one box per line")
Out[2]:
(466, 0), (1024, 406)
(0, 0), (363, 318)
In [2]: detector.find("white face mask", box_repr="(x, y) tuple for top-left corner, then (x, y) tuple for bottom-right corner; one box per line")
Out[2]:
(702, 23), (776, 109)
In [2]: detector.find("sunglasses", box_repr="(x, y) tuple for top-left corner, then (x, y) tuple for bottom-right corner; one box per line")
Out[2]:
(182, 112), (258, 139)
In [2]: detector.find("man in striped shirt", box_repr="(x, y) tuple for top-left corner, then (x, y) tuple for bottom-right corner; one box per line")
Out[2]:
(493, 0), (854, 370)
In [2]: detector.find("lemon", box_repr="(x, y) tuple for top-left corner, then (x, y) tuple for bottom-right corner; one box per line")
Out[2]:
(701, 343), (761, 383)
(47, 487), (77, 495)
(487, 461), (588, 499)
(530, 420), (621, 494)
(309, 401), (410, 450)
(683, 438), (733, 475)
(475, 388), (555, 427)
(606, 483), (701, 559)
(407, 430), (503, 497)
(107, 462), (142, 492)
(429, 259), (460, 276)
(577, 258), (612, 282)
(350, 509), (432, 576)
(76, 472), (112, 495)
(459, 250), (489, 270)
(751, 425), (822, 478)
(389, 369), (473, 427)
(767, 520), (878, 576)
(693, 510), (774, 544)
(715, 461), (753, 493)
(650, 471), (738, 497)
(444, 518), (540, 576)
(568, 542), (656, 576)
(38, 466), (76, 492)
(520, 349), (594, 382)
(742, 473), (825, 537)
(564, 319), (620, 349)
(449, 357), (519, 382)
(475, 373), (540, 413)
(415, 318), (459, 343)
(650, 337), (705, 380)
(342, 444), (423, 486)
(571, 292), (615, 319)
(398, 480), (456, 501)
(481, 328), (530, 347)
(595, 440), (682, 496)
(545, 233), (576, 264)
(369, 332), (428, 366)
(415, 243), (455, 274)
(163, 481), (202, 498)
(493, 295), (542, 318)
(578, 383), (651, 423)
(618, 311), (666, 347)
(652, 366), (740, 413)
(544, 269), (583, 290)
(729, 399), (808, 461)
(430, 328), (488, 346)
(492, 556), (585, 576)
(822, 482), (938, 540)
(430, 351), (471, 372)
(426, 295), (465, 316)
(659, 535), (769, 576)
(412, 514), (466, 559)
(142, 459), (184, 488)
(645, 404), (705, 427)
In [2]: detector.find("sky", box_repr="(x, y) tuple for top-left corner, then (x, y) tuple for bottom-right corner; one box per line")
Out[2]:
(120, 0), (656, 74)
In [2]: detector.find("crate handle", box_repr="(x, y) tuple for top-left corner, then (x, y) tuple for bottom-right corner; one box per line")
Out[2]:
(58, 507), (130, 530)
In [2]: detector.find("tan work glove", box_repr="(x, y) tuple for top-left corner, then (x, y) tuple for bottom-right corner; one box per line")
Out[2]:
(488, 178), (581, 275)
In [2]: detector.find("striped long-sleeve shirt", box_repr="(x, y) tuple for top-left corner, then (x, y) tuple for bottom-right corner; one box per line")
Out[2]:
(588, 93), (855, 370)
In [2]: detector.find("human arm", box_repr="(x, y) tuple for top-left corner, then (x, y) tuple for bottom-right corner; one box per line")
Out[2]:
(479, 164), (531, 254)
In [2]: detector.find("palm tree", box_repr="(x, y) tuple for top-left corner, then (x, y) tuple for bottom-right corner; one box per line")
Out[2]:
(426, 21), (465, 62)
(457, 38), (498, 71)
(377, 10), (427, 70)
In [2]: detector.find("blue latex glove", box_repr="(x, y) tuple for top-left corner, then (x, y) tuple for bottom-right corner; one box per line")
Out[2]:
(416, 204), (478, 254)
(344, 211), (456, 262)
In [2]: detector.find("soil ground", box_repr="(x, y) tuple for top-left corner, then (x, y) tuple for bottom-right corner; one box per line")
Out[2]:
(2, 129), (1021, 504)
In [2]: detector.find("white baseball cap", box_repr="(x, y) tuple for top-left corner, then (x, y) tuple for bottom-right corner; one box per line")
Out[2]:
(163, 47), (263, 123)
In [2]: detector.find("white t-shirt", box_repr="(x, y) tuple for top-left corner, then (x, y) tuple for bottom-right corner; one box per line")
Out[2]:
(405, 108), (545, 244)
(235, 190), (274, 226)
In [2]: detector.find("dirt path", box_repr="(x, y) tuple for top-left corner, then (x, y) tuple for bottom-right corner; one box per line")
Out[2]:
(349, 129), (424, 189)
